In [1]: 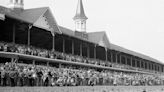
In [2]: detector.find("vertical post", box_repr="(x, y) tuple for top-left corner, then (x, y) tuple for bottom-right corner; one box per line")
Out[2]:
(152, 63), (154, 71)
(63, 37), (65, 53)
(72, 40), (74, 55)
(143, 61), (145, 69)
(52, 32), (55, 51)
(13, 23), (15, 44)
(130, 57), (133, 67)
(149, 63), (152, 70)
(119, 54), (122, 64)
(115, 53), (118, 64)
(28, 24), (32, 46)
(135, 59), (137, 68)
(87, 44), (90, 58)
(125, 56), (127, 65)
(80, 42), (82, 56)
(147, 62), (149, 70)
(94, 45), (96, 59)
(140, 60), (142, 68)
(105, 48), (108, 62)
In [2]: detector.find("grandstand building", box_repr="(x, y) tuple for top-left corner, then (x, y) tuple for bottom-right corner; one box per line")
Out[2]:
(0, 0), (164, 75)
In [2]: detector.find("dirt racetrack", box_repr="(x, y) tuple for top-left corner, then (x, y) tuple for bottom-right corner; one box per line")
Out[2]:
(0, 86), (164, 92)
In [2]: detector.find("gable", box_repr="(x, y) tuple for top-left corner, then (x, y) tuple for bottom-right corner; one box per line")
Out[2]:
(88, 31), (110, 48)
(23, 8), (62, 34)
(33, 13), (53, 32)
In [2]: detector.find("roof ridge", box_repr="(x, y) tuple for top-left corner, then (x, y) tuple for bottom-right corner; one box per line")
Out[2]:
(24, 7), (49, 11)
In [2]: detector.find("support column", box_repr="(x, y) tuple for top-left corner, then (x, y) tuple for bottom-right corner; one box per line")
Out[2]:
(160, 65), (162, 72)
(130, 57), (133, 67)
(110, 51), (113, 63)
(143, 61), (145, 69)
(151, 63), (153, 70)
(105, 48), (108, 62)
(147, 62), (149, 70)
(135, 59), (137, 67)
(153, 64), (155, 71)
(63, 37), (65, 53)
(94, 45), (96, 59)
(52, 33), (56, 51)
(87, 45), (90, 58)
(72, 40), (74, 55)
(125, 56), (127, 65)
(119, 54), (122, 64)
(140, 60), (142, 68)
(27, 24), (32, 46)
(80, 42), (82, 56)
(13, 23), (15, 44)
(115, 53), (118, 64)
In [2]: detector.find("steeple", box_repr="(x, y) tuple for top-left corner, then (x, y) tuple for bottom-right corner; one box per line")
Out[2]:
(73, 0), (88, 32)
(8, 0), (24, 13)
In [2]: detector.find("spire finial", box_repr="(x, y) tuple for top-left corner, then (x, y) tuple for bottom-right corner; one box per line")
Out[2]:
(73, 0), (87, 20)
(73, 0), (88, 32)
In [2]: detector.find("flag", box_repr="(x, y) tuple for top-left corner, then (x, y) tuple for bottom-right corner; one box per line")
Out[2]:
(0, 13), (5, 21)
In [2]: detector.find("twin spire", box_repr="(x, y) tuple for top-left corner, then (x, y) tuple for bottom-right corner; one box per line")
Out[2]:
(73, 0), (88, 32)
(8, 0), (87, 32)
(73, 0), (88, 20)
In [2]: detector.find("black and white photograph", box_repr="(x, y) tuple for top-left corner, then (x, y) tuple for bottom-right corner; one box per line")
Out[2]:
(0, 0), (164, 92)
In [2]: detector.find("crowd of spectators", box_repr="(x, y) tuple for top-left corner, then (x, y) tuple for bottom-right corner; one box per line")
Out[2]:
(0, 62), (163, 87)
(0, 42), (164, 87)
(0, 42), (142, 72)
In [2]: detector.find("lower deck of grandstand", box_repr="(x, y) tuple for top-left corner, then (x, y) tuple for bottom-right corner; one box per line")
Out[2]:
(0, 59), (163, 87)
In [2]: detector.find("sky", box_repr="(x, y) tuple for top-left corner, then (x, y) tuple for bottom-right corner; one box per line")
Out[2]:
(0, 0), (164, 63)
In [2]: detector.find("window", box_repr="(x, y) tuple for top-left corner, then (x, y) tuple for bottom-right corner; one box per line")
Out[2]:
(10, 0), (13, 3)
(21, 0), (23, 4)
(15, 0), (18, 3)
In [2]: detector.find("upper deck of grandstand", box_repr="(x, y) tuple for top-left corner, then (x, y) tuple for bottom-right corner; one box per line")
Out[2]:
(0, 0), (163, 74)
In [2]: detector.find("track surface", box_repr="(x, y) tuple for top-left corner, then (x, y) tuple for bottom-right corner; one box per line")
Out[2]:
(0, 86), (164, 92)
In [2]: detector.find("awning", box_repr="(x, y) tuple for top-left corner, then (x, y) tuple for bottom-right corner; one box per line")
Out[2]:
(0, 13), (5, 21)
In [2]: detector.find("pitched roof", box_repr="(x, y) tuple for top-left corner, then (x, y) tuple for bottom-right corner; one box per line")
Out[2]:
(59, 27), (162, 64)
(0, 6), (25, 22)
(88, 31), (110, 48)
(19, 7), (48, 23)
(110, 44), (163, 64)
(59, 26), (75, 36)
(73, 0), (88, 20)
(0, 6), (61, 34)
